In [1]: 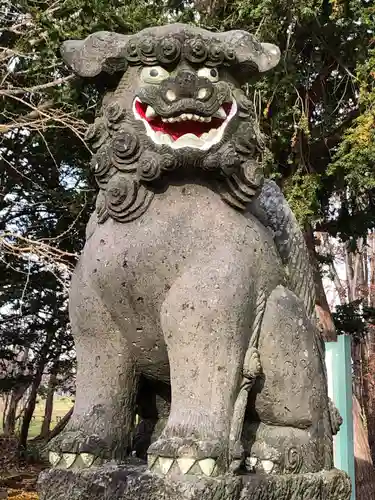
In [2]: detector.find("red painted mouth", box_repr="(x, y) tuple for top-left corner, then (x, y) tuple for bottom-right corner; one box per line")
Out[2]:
(134, 100), (232, 140)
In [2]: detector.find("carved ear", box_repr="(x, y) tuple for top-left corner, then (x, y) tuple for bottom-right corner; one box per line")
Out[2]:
(61, 31), (130, 78)
(259, 43), (281, 72)
(224, 31), (280, 76)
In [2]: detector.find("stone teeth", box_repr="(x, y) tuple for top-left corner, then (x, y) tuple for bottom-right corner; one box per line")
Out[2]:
(49, 451), (61, 466)
(186, 113), (193, 120)
(214, 107), (227, 119)
(159, 457), (174, 474)
(181, 114), (188, 121)
(156, 131), (172, 145)
(204, 116), (211, 122)
(62, 453), (77, 469)
(80, 453), (95, 467)
(162, 134), (172, 145)
(206, 128), (218, 141)
(261, 460), (274, 474)
(198, 116), (205, 122)
(174, 133), (204, 148)
(199, 458), (216, 476)
(177, 457), (195, 474)
(145, 106), (157, 119)
(144, 99), (238, 150)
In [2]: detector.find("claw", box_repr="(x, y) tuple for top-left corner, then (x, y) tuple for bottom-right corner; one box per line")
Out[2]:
(158, 457), (174, 475)
(62, 453), (77, 469)
(261, 459), (274, 474)
(80, 453), (95, 467)
(49, 451), (61, 467)
(147, 454), (158, 469)
(199, 458), (216, 476)
(177, 457), (195, 474)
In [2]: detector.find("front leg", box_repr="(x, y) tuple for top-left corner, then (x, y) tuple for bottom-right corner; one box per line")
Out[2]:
(148, 248), (255, 477)
(48, 275), (138, 468)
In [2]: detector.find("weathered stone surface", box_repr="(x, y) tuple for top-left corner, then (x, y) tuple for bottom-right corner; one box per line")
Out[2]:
(40, 20), (350, 500)
(37, 462), (351, 500)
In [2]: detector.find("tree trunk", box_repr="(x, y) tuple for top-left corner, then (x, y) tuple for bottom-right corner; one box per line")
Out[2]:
(40, 372), (57, 438)
(46, 406), (73, 442)
(2, 349), (31, 436)
(3, 392), (19, 436)
(345, 242), (355, 302)
(363, 326), (375, 463)
(367, 231), (375, 461)
(370, 231), (375, 306)
(3, 386), (28, 436)
(2, 395), (9, 432)
(353, 394), (375, 499)
(18, 328), (56, 450)
(304, 227), (337, 341)
(18, 367), (44, 450)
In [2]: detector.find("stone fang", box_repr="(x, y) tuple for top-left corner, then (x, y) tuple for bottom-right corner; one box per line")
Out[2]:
(146, 106), (157, 119)
(216, 106), (227, 119)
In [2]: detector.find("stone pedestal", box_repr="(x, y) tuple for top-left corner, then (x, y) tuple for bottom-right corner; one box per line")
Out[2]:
(37, 461), (351, 500)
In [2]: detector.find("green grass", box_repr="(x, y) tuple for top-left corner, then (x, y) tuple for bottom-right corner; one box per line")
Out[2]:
(0, 396), (74, 440)
(28, 396), (74, 439)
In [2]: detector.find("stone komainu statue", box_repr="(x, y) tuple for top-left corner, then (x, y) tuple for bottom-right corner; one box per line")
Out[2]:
(46, 23), (350, 498)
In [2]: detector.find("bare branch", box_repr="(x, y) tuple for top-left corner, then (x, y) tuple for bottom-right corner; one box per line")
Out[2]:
(0, 232), (78, 272)
(0, 75), (75, 96)
(0, 94), (90, 151)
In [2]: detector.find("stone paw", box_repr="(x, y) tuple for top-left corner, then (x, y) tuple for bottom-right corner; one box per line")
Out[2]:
(147, 437), (225, 477)
(47, 429), (114, 468)
(243, 347), (262, 379)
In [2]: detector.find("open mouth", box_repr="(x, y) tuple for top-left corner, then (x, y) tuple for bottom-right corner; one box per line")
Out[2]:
(133, 98), (237, 150)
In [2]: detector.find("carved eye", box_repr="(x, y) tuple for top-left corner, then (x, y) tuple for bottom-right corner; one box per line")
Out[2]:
(140, 66), (169, 84)
(197, 67), (219, 82)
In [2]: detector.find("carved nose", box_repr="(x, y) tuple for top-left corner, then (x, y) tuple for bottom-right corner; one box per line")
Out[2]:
(175, 71), (198, 98)
(163, 71), (214, 102)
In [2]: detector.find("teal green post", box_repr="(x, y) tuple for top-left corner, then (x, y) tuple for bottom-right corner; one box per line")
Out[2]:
(325, 335), (355, 500)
